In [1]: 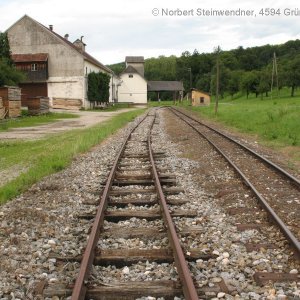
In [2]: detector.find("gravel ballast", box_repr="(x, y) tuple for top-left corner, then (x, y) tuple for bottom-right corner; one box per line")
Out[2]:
(0, 109), (299, 299)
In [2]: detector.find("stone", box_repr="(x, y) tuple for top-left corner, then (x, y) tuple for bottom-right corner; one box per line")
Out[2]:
(212, 250), (220, 256)
(217, 292), (226, 298)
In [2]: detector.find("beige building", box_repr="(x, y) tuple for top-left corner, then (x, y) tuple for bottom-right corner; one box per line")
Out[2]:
(118, 57), (147, 104)
(191, 88), (211, 106)
(6, 15), (116, 109)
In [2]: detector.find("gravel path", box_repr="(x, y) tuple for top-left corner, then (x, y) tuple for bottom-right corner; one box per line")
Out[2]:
(0, 108), (135, 140)
(0, 109), (299, 299)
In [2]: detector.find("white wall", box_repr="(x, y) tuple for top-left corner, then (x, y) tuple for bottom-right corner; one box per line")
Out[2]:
(118, 73), (147, 104)
(47, 76), (84, 105)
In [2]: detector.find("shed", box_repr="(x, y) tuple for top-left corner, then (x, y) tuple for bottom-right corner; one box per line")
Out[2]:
(27, 96), (50, 115)
(191, 89), (210, 106)
(0, 86), (21, 118)
(147, 81), (184, 101)
(0, 97), (5, 119)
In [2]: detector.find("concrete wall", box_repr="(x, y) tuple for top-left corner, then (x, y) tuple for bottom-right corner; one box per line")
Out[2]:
(47, 76), (84, 105)
(118, 73), (147, 104)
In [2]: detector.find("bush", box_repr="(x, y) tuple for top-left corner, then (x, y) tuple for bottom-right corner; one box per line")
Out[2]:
(87, 72), (110, 106)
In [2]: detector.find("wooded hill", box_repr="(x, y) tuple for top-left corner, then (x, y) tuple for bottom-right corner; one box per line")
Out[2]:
(108, 39), (300, 99)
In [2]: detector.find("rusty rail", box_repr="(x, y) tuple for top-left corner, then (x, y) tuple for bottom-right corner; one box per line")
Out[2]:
(148, 113), (199, 300)
(169, 107), (300, 257)
(71, 113), (149, 300)
(171, 107), (300, 189)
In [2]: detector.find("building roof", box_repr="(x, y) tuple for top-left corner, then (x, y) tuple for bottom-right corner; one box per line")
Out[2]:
(191, 88), (210, 96)
(125, 56), (144, 63)
(7, 15), (113, 74)
(12, 53), (48, 62)
(120, 65), (140, 75)
(147, 81), (184, 92)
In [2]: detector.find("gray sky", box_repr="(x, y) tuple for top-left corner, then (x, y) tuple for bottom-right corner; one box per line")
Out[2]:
(1, 0), (300, 64)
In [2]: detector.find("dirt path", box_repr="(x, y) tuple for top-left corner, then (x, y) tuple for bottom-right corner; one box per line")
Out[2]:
(0, 108), (136, 140)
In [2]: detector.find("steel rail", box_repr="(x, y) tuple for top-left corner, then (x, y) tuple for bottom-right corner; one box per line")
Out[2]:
(169, 108), (300, 256)
(71, 112), (150, 300)
(171, 107), (300, 189)
(148, 112), (199, 300)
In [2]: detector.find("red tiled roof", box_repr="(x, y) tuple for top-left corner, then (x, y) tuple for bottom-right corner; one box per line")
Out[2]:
(12, 53), (48, 62)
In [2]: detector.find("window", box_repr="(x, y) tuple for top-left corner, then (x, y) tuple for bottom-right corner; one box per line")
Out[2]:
(200, 97), (204, 103)
(31, 63), (38, 71)
(129, 74), (133, 78)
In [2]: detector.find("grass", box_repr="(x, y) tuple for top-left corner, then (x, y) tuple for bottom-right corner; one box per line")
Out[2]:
(86, 103), (139, 112)
(178, 88), (300, 163)
(148, 100), (174, 107)
(0, 109), (145, 204)
(0, 111), (78, 132)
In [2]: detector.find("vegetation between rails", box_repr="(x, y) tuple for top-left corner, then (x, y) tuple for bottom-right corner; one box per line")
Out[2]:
(0, 109), (145, 204)
(0, 111), (78, 131)
(86, 103), (136, 112)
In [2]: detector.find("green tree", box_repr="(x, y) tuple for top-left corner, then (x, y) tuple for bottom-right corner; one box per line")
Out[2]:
(241, 71), (259, 98)
(87, 72), (110, 107)
(0, 32), (13, 65)
(282, 56), (300, 97)
(210, 63), (230, 98)
(257, 69), (271, 99)
(195, 72), (211, 93)
(0, 32), (25, 86)
(227, 70), (242, 99)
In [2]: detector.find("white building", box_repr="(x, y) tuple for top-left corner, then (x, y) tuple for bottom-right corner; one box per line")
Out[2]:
(7, 15), (117, 109)
(117, 56), (147, 104)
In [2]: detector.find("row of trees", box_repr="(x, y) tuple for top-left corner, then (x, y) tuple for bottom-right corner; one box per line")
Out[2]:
(109, 39), (300, 99)
(176, 40), (300, 98)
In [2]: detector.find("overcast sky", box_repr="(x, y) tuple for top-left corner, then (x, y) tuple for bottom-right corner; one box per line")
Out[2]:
(0, 0), (300, 65)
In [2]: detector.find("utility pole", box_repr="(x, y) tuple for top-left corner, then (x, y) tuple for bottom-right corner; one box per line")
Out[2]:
(215, 46), (221, 115)
(271, 52), (279, 100)
(187, 67), (192, 103)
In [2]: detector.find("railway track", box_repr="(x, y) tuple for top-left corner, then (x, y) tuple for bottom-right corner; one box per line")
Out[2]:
(44, 110), (205, 299)
(40, 107), (300, 299)
(169, 107), (300, 256)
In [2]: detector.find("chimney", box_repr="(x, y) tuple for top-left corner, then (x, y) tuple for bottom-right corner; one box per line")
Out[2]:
(64, 34), (69, 40)
(49, 25), (53, 31)
(73, 37), (86, 52)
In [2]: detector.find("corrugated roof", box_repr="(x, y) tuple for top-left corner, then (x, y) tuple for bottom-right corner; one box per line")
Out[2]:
(12, 53), (48, 62)
(147, 81), (184, 91)
(125, 56), (144, 63)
